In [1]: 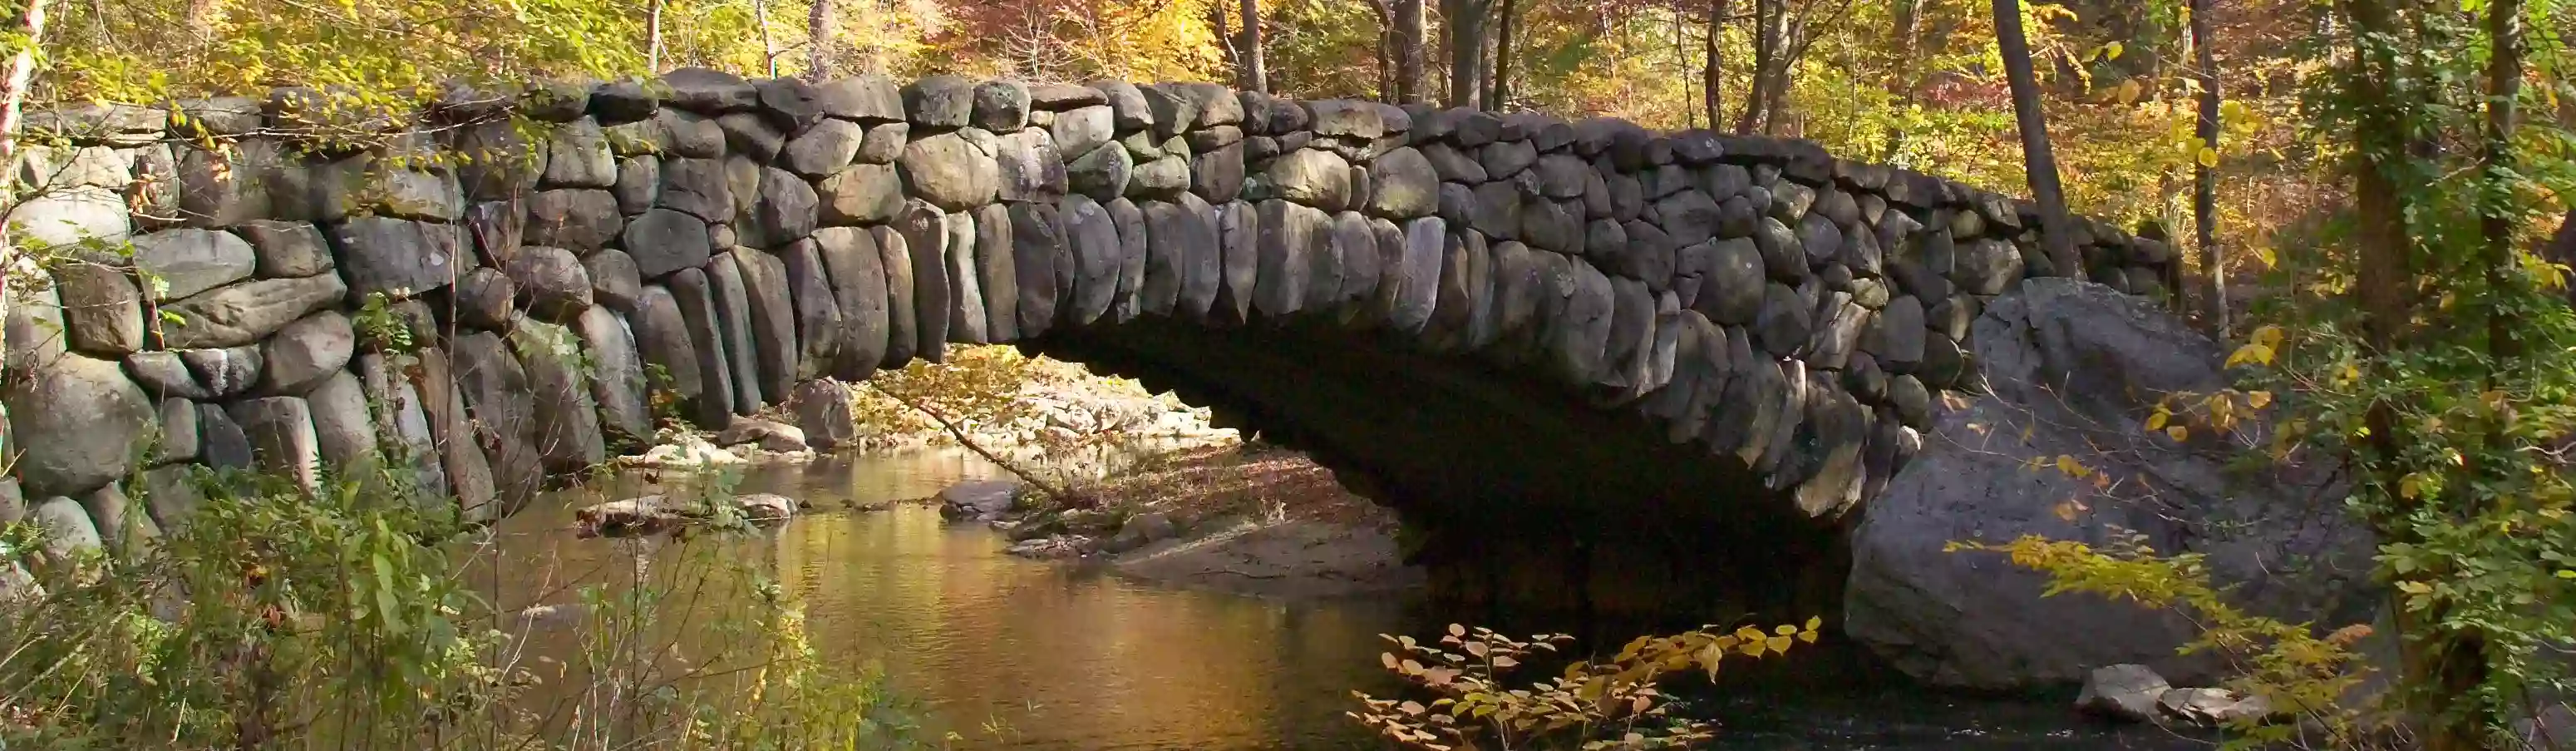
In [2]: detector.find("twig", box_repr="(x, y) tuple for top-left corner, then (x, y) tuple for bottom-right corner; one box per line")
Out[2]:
(863, 380), (1075, 504)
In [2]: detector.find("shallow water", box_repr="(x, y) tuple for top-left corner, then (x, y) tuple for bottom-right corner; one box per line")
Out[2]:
(484, 448), (2206, 751)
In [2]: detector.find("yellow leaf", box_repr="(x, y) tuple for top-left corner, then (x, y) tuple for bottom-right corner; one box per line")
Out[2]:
(2251, 325), (2285, 348)
(2196, 146), (2219, 168)
(2395, 580), (2432, 595)
(2225, 343), (2274, 368)
(2166, 425), (2189, 442)
(1774, 625), (1799, 636)
(1804, 616), (1822, 631)
(2115, 79), (2144, 104)
(2145, 409), (2170, 430)
(2247, 391), (2273, 408)
(2053, 501), (2081, 521)
(2055, 455), (2091, 478)
(1798, 630), (1819, 644)
(2254, 245), (2278, 268)
(1766, 635), (1793, 653)
(2399, 473), (2424, 499)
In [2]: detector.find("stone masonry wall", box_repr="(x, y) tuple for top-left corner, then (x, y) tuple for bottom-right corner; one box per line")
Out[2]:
(0, 69), (2180, 553)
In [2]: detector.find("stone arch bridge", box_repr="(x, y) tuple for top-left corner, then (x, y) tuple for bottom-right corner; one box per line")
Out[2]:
(2, 69), (2180, 620)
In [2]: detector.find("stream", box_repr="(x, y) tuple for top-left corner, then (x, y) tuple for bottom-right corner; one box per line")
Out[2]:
(482, 447), (2209, 751)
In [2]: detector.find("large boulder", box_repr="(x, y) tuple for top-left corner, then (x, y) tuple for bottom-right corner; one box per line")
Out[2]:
(897, 131), (1002, 211)
(331, 217), (469, 296)
(155, 273), (347, 348)
(1843, 279), (2377, 689)
(790, 378), (857, 452)
(52, 263), (144, 355)
(259, 311), (356, 395)
(575, 305), (652, 443)
(4, 353), (155, 497)
(508, 319), (608, 472)
(507, 245), (594, 323)
(130, 229), (257, 301)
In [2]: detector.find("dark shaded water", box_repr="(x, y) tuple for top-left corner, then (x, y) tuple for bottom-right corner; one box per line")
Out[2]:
(487, 448), (2208, 751)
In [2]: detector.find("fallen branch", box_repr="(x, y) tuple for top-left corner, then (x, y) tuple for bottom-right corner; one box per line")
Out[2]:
(863, 380), (1078, 505)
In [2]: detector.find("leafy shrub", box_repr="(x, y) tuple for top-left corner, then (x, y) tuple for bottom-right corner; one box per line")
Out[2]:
(1350, 620), (1820, 750)
(1951, 531), (2381, 749)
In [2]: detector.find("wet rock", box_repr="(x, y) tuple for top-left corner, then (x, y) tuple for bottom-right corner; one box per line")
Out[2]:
(791, 378), (858, 452)
(740, 166), (820, 250)
(938, 479), (1022, 521)
(2076, 665), (2170, 723)
(783, 118), (868, 176)
(715, 417), (809, 452)
(904, 75), (975, 128)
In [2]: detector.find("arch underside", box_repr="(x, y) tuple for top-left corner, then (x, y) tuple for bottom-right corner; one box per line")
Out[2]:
(1027, 313), (1851, 623)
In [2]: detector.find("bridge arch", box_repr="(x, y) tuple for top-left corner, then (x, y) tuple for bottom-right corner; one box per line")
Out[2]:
(2, 69), (2178, 620)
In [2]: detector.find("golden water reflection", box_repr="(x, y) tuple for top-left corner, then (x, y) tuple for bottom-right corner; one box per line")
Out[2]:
(485, 449), (1414, 751)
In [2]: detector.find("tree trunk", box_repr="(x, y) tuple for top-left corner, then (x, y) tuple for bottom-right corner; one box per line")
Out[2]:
(1214, 0), (1239, 83)
(1395, 0), (1426, 103)
(1991, 0), (2081, 280)
(1879, 0), (1919, 160)
(2189, 0), (2223, 336)
(648, 0), (667, 72)
(1239, 0), (1268, 93)
(2478, 0), (2522, 363)
(1487, 0), (1516, 109)
(806, 0), (831, 80)
(1370, 0), (1394, 101)
(1736, 0), (1775, 132)
(1703, 0), (1726, 128)
(1, 0), (49, 457)
(1443, 0), (1490, 107)
(754, 0), (778, 77)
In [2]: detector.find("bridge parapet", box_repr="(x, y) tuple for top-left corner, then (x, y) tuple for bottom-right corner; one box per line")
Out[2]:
(1, 70), (2178, 542)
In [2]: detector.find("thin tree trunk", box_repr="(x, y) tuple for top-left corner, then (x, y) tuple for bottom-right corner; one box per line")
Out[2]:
(1370, 0), (1394, 101)
(1, 0), (50, 457)
(1444, 0), (1490, 107)
(1992, 0), (2081, 280)
(1703, 0), (1726, 127)
(2479, 0), (2522, 362)
(806, 0), (830, 81)
(1487, 0), (1515, 109)
(2190, 0), (2223, 335)
(648, 0), (667, 73)
(1736, 0), (1776, 132)
(1214, 0), (1239, 83)
(1879, 0), (1919, 160)
(754, 0), (778, 77)
(1239, 0), (1268, 93)
(1395, 0), (1426, 103)
(0, 0), (47, 173)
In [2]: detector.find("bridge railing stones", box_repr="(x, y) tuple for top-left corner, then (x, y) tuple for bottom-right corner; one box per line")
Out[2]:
(0, 70), (2180, 551)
